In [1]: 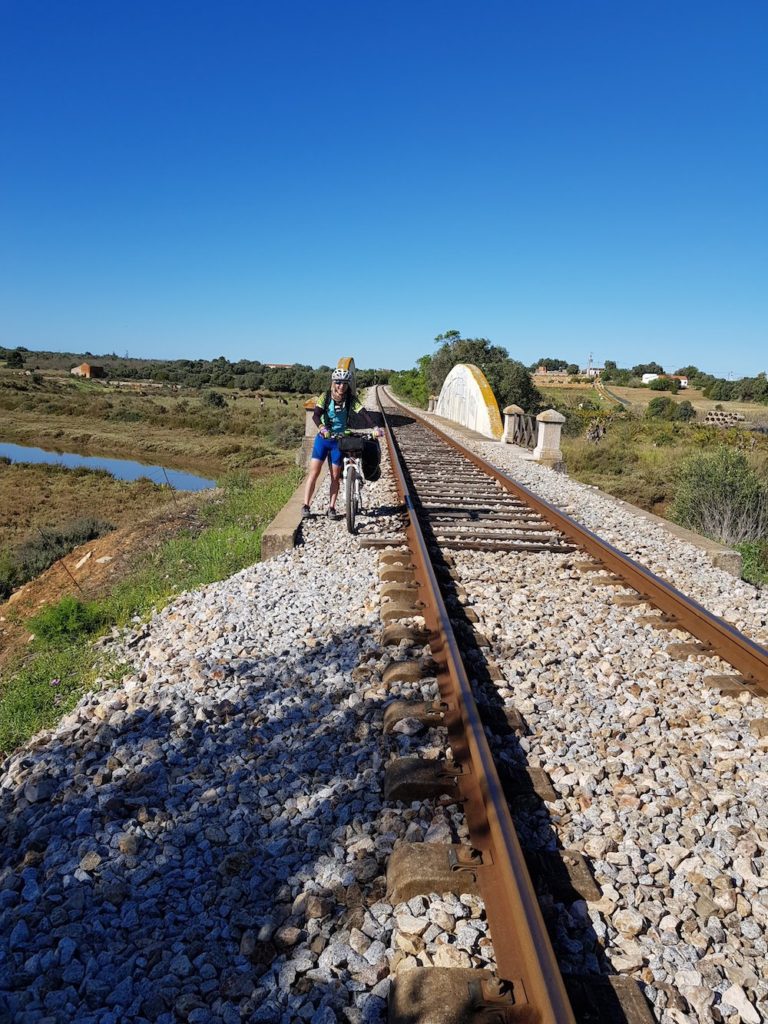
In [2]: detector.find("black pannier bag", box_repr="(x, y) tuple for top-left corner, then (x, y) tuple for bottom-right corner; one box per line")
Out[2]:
(362, 438), (381, 481)
(339, 435), (381, 481)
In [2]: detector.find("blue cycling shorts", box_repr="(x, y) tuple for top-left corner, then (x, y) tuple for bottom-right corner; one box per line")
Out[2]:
(311, 434), (343, 466)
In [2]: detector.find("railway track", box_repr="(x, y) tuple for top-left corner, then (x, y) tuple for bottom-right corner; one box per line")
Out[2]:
(373, 387), (768, 1023)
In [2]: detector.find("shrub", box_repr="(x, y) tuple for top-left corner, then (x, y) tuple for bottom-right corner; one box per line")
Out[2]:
(110, 408), (143, 422)
(218, 469), (253, 491)
(669, 448), (768, 545)
(30, 595), (106, 644)
(648, 377), (679, 392)
(204, 390), (226, 408)
(646, 396), (694, 422)
(736, 541), (768, 586)
(389, 368), (429, 407)
(565, 437), (639, 476)
(268, 415), (303, 447)
(646, 396), (676, 419)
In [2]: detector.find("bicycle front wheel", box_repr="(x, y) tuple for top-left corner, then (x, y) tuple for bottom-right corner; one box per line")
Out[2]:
(345, 465), (357, 534)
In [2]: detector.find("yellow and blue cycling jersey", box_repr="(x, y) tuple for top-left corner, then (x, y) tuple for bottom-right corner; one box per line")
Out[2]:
(314, 391), (364, 434)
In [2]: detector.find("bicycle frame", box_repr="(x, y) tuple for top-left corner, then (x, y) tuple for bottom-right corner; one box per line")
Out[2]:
(341, 451), (364, 533)
(333, 432), (371, 534)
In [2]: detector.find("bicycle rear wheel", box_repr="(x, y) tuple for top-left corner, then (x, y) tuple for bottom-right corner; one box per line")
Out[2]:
(345, 465), (357, 534)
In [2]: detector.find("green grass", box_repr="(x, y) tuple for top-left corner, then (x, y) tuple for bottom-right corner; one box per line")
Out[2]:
(539, 384), (617, 412)
(0, 647), (110, 755)
(561, 418), (768, 584)
(0, 466), (302, 755)
(736, 541), (768, 586)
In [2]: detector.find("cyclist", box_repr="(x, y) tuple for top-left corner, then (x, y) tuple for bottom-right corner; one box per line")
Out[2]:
(302, 369), (379, 519)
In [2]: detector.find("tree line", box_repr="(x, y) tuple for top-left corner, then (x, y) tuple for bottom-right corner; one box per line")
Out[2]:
(0, 347), (391, 394)
(600, 361), (768, 402)
(3, 343), (765, 407)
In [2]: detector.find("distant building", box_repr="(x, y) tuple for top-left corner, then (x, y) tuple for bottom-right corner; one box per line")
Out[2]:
(265, 363), (295, 370)
(582, 365), (604, 378)
(70, 362), (106, 379)
(642, 373), (689, 388)
(533, 366), (570, 382)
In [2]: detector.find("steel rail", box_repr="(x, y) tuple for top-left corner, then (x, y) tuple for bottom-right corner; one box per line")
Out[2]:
(381, 388), (768, 693)
(377, 390), (576, 1023)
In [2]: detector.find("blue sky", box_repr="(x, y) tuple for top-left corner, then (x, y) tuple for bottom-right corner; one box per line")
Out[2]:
(1, 1), (766, 376)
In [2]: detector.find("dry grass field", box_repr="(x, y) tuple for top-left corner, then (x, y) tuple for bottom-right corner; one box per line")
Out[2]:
(0, 370), (308, 473)
(601, 383), (768, 423)
(0, 462), (176, 552)
(538, 382), (617, 411)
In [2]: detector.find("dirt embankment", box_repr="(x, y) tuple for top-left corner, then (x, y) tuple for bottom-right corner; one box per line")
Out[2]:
(0, 491), (214, 671)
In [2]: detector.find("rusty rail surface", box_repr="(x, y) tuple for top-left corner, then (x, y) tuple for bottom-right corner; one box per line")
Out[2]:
(378, 392), (577, 1023)
(381, 387), (768, 693)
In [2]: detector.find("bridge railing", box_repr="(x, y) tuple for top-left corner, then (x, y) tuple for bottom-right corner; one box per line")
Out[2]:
(502, 405), (537, 449)
(503, 405), (566, 470)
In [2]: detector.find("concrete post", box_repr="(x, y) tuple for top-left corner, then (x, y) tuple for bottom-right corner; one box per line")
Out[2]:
(427, 395), (437, 412)
(304, 399), (317, 438)
(532, 408), (566, 469)
(502, 405), (524, 444)
(297, 398), (319, 469)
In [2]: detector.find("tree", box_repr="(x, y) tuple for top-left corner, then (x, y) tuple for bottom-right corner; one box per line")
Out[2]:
(645, 396), (694, 421)
(566, 364), (579, 375)
(632, 361), (664, 376)
(427, 331), (542, 412)
(648, 377), (679, 393)
(706, 380), (734, 401)
(646, 396), (678, 420)
(495, 360), (543, 411)
(531, 357), (568, 371)
(6, 350), (24, 368)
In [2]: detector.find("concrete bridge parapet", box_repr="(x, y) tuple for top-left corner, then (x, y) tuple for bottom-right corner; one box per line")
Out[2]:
(532, 408), (566, 470)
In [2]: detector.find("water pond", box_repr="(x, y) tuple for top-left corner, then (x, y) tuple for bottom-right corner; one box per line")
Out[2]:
(0, 441), (216, 491)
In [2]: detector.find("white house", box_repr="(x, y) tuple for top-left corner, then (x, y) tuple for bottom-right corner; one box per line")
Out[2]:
(641, 373), (660, 384)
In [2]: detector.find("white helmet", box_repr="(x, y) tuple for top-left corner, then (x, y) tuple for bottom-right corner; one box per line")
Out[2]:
(331, 368), (352, 384)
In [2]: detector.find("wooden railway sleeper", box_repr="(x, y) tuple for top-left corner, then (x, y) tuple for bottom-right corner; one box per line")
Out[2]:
(387, 390), (768, 691)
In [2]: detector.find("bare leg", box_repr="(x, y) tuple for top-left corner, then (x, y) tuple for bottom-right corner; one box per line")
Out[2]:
(303, 458), (325, 507)
(329, 464), (342, 509)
